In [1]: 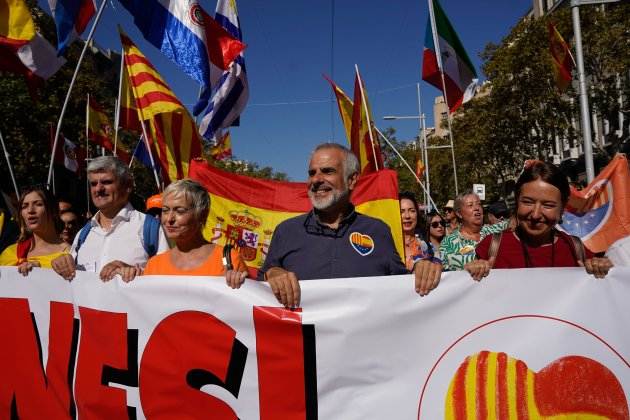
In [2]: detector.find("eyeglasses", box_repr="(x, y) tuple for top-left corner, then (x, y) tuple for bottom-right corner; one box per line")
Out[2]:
(444, 208), (454, 213)
(431, 221), (447, 228)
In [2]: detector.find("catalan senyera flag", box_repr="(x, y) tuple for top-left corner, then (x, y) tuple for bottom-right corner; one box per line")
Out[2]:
(548, 22), (575, 92)
(561, 154), (630, 253)
(209, 130), (232, 161)
(119, 66), (142, 133)
(324, 75), (353, 144)
(120, 30), (201, 182)
(87, 97), (130, 163)
(189, 160), (404, 278)
(351, 70), (384, 175)
(147, 112), (202, 182)
(445, 351), (627, 419)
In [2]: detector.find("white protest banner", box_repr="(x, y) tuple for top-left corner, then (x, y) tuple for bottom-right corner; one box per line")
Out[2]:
(0, 267), (629, 419)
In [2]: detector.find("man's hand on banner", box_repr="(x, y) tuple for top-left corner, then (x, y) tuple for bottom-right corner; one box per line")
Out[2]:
(264, 267), (301, 308)
(413, 260), (441, 296)
(52, 254), (77, 281)
(100, 260), (136, 282)
(580, 257), (614, 279)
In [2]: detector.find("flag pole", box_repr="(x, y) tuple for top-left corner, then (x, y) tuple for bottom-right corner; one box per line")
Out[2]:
(416, 82), (431, 209)
(114, 49), (124, 155)
(46, 0), (109, 188)
(139, 121), (162, 191)
(355, 64), (380, 171)
(374, 126), (439, 212)
(85, 93), (91, 214)
(0, 128), (20, 200)
(427, 0), (459, 196)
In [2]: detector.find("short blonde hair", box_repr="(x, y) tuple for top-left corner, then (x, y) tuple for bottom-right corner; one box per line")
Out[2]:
(162, 179), (210, 222)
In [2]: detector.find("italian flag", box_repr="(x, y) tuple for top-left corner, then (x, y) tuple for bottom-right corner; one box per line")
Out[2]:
(422, 0), (477, 112)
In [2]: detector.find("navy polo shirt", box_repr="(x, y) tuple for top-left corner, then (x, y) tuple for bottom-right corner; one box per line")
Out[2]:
(258, 208), (407, 280)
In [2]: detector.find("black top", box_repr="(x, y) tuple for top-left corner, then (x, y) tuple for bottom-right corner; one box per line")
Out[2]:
(258, 207), (407, 280)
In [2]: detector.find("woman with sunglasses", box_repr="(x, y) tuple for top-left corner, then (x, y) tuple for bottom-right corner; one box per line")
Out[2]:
(466, 161), (613, 280)
(0, 186), (69, 275)
(425, 211), (446, 261)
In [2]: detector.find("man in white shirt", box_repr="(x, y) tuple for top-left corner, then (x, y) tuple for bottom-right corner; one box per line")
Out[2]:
(52, 156), (168, 281)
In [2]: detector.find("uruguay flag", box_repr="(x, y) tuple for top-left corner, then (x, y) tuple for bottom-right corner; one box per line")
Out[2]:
(47, 0), (95, 55)
(119, 0), (244, 105)
(197, 0), (249, 142)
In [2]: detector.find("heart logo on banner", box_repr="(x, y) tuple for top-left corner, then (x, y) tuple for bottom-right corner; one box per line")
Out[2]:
(349, 232), (374, 256)
(445, 351), (628, 419)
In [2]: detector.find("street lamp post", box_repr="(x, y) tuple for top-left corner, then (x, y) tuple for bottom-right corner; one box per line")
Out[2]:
(570, 0), (620, 183)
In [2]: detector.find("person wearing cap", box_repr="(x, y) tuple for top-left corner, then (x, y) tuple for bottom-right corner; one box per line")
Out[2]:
(146, 194), (162, 219)
(486, 201), (510, 225)
(443, 199), (459, 235)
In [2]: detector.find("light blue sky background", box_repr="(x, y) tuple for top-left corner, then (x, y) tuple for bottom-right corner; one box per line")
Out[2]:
(38, 0), (533, 180)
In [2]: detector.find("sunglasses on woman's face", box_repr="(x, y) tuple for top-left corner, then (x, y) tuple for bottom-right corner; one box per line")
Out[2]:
(431, 220), (447, 228)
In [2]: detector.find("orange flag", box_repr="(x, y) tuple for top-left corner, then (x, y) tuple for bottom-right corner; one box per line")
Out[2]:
(324, 75), (354, 144)
(562, 154), (630, 253)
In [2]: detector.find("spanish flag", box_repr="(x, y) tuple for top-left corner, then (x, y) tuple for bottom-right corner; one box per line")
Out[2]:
(120, 30), (201, 182)
(87, 96), (130, 163)
(324, 75), (354, 144)
(209, 131), (232, 161)
(189, 160), (404, 278)
(548, 22), (575, 91)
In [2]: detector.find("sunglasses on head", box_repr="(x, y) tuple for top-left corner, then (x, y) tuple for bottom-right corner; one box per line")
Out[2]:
(431, 220), (447, 228)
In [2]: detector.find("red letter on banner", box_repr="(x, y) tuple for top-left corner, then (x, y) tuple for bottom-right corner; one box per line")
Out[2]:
(75, 307), (137, 419)
(0, 298), (77, 419)
(139, 311), (247, 419)
(254, 307), (318, 420)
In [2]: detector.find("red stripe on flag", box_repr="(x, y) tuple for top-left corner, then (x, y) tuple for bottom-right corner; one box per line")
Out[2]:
(171, 113), (184, 180)
(135, 91), (183, 110)
(497, 353), (509, 419)
(516, 359), (528, 419)
(452, 357), (468, 420)
(476, 351), (489, 419)
(128, 71), (171, 91)
(124, 53), (160, 72)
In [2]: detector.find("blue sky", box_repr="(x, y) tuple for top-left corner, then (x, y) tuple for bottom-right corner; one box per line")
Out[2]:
(38, 0), (533, 180)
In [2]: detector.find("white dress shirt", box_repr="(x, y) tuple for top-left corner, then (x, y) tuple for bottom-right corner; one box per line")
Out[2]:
(71, 203), (168, 272)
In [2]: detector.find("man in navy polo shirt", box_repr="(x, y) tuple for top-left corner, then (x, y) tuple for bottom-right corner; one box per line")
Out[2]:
(258, 143), (441, 308)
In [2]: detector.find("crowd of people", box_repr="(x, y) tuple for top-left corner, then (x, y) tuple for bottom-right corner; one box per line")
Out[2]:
(0, 144), (624, 309)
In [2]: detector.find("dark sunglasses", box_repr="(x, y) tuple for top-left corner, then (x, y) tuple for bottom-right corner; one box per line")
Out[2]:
(431, 220), (447, 228)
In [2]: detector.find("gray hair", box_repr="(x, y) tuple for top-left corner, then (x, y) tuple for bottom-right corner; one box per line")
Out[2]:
(87, 156), (133, 188)
(162, 179), (210, 222)
(453, 189), (479, 215)
(311, 142), (360, 179)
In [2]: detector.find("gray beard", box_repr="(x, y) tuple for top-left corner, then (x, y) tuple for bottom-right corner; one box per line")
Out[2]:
(308, 187), (350, 211)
